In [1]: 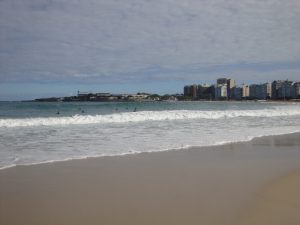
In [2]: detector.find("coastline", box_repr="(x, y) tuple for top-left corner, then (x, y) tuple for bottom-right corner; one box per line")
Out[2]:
(0, 131), (299, 171)
(1, 132), (300, 225)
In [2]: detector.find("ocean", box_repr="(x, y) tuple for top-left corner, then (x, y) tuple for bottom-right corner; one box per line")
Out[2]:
(0, 101), (300, 169)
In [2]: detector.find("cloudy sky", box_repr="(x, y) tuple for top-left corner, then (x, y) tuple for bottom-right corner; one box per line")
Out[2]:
(1, 0), (300, 100)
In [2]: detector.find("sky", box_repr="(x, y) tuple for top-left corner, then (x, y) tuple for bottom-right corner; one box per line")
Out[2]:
(1, 0), (300, 100)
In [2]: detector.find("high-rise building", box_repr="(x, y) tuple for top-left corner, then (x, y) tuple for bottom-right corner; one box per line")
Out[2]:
(249, 84), (257, 99)
(271, 80), (285, 99)
(232, 86), (242, 100)
(278, 80), (294, 99)
(184, 85), (191, 97)
(242, 85), (250, 98)
(266, 83), (272, 98)
(197, 84), (213, 99)
(184, 79), (299, 101)
(184, 84), (215, 99)
(216, 78), (235, 99)
(293, 83), (300, 98)
(215, 85), (227, 99)
(257, 83), (271, 99)
(226, 79), (235, 99)
(184, 85), (198, 99)
(249, 83), (271, 100)
(191, 84), (198, 99)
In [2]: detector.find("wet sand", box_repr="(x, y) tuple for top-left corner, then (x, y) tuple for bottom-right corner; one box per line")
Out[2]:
(236, 170), (300, 225)
(1, 133), (300, 225)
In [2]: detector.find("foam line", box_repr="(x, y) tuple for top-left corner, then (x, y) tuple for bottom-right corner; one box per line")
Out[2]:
(1, 108), (300, 128)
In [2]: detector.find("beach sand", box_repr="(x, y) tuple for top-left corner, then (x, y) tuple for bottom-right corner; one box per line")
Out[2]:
(236, 170), (300, 225)
(1, 133), (300, 225)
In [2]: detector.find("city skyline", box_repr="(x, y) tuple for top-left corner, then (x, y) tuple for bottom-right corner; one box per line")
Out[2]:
(28, 77), (300, 102)
(1, 76), (300, 101)
(184, 78), (300, 101)
(1, 0), (300, 100)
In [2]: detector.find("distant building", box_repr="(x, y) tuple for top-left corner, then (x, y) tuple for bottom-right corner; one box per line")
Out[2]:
(249, 84), (257, 99)
(266, 83), (272, 99)
(257, 83), (271, 100)
(197, 84), (213, 99)
(183, 85), (198, 99)
(232, 86), (243, 100)
(128, 94), (149, 101)
(191, 84), (198, 99)
(249, 83), (271, 100)
(226, 79), (235, 99)
(293, 83), (300, 98)
(184, 84), (214, 99)
(278, 80), (294, 99)
(215, 85), (227, 99)
(184, 78), (299, 101)
(216, 78), (235, 99)
(271, 80), (285, 99)
(242, 85), (250, 98)
(184, 85), (192, 97)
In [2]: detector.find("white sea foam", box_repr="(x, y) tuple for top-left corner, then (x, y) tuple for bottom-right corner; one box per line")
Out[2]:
(1, 103), (300, 170)
(1, 129), (300, 171)
(1, 107), (300, 128)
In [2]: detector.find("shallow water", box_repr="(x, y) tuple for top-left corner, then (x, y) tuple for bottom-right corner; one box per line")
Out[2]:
(0, 101), (300, 169)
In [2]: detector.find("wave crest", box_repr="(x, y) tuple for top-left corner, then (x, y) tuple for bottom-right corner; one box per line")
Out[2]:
(1, 108), (300, 128)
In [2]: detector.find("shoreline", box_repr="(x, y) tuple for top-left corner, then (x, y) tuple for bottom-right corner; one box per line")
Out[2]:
(1, 132), (300, 225)
(1, 131), (300, 171)
(2, 99), (300, 103)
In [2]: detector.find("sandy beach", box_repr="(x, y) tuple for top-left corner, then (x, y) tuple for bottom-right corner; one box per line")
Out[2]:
(1, 133), (300, 225)
(236, 170), (300, 225)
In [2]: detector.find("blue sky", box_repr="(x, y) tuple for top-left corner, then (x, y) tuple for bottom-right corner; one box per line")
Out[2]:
(1, 0), (300, 100)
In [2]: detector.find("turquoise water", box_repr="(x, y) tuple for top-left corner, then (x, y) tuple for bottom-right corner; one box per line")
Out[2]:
(0, 101), (300, 169)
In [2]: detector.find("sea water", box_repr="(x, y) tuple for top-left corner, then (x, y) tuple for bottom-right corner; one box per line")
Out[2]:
(0, 101), (300, 169)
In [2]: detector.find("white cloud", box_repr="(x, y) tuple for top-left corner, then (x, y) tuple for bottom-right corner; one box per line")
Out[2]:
(0, 0), (300, 82)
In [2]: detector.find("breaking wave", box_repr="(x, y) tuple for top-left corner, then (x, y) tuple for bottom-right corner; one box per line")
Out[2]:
(1, 107), (300, 128)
